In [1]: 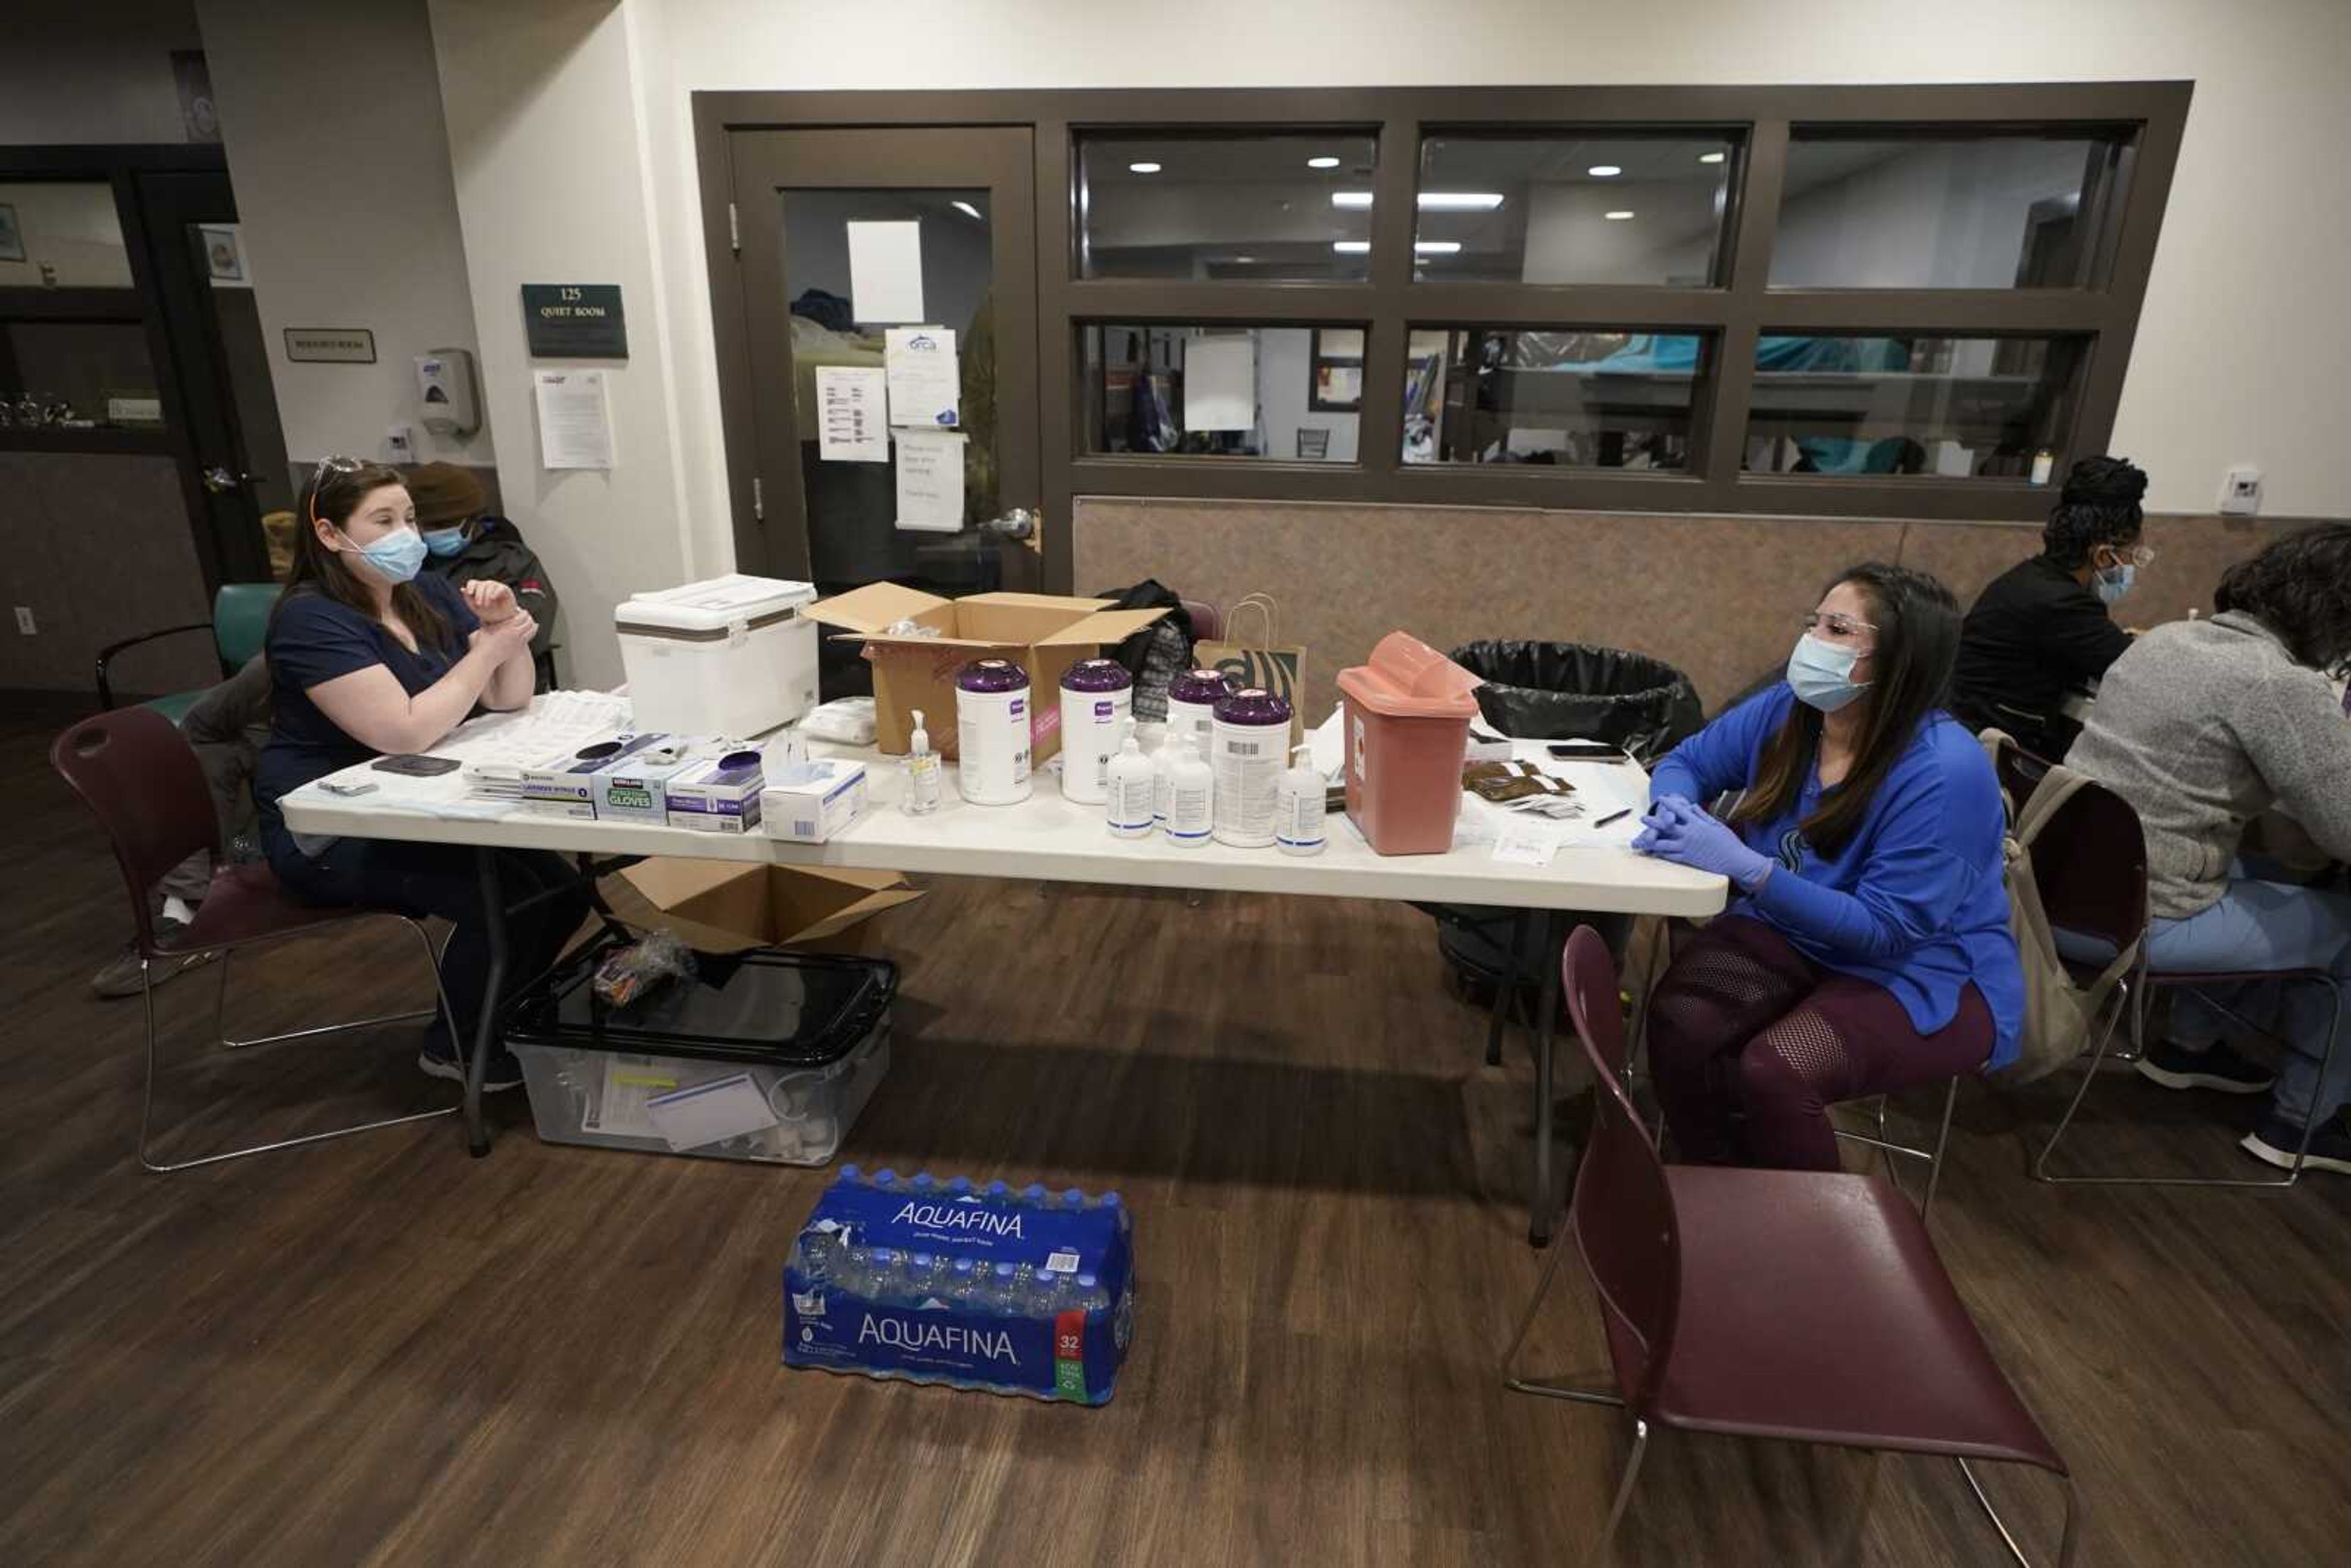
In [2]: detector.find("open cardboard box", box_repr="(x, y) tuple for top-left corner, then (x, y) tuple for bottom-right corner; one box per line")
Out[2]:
(804, 584), (1168, 760)
(606, 859), (922, 955)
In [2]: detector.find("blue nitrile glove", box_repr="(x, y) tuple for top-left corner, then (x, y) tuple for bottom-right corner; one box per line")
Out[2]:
(1632, 800), (1775, 891)
(1630, 793), (1695, 853)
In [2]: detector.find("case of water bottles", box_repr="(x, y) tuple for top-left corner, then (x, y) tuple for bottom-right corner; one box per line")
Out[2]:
(784, 1169), (1135, 1405)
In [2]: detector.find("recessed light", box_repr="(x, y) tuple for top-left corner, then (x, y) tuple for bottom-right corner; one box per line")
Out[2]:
(1234, 255), (1256, 263)
(1698, 151), (1727, 164)
(950, 200), (983, 220)
(1414, 241), (1461, 255)
(1128, 161), (1162, 174)
(1604, 210), (1636, 221)
(1588, 164), (1623, 178)
(1307, 156), (1341, 170)
(1330, 190), (1505, 211)
(1332, 241), (1371, 253)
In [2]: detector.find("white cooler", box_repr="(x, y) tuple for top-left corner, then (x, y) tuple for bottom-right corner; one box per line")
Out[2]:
(616, 574), (819, 738)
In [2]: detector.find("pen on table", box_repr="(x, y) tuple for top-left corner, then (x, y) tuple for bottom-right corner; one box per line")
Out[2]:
(1594, 807), (1632, 830)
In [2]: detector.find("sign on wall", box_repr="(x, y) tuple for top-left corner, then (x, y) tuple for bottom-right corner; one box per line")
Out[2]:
(522, 283), (628, 359)
(283, 328), (375, 364)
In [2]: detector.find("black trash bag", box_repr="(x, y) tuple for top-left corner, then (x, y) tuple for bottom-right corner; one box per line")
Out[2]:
(1448, 640), (1703, 763)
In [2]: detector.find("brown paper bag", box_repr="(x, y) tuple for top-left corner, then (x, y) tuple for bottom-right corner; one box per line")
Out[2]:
(1196, 593), (1307, 746)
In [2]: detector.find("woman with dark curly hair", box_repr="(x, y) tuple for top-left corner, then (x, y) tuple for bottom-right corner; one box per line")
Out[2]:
(1951, 455), (2150, 759)
(2067, 523), (2351, 1172)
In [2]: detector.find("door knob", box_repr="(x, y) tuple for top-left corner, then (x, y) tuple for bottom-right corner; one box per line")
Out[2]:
(201, 466), (261, 494)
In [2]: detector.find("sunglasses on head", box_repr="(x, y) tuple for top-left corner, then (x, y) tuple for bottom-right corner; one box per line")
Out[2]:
(305, 455), (368, 527)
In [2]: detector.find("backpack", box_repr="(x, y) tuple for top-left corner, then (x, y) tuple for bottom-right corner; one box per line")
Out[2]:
(1981, 730), (2142, 1084)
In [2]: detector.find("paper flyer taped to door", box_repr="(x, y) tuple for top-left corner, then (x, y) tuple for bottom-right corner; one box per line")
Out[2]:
(894, 429), (966, 533)
(884, 327), (960, 429)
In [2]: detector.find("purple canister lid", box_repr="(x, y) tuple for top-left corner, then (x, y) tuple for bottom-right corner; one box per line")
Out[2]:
(957, 658), (1030, 693)
(1213, 686), (1291, 726)
(1060, 657), (1133, 693)
(1169, 667), (1235, 705)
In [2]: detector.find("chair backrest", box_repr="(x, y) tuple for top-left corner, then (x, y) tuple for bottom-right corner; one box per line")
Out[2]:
(1993, 737), (2149, 951)
(49, 706), (221, 956)
(214, 582), (279, 670)
(1561, 925), (1682, 1411)
(1180, 598), (1221, 644)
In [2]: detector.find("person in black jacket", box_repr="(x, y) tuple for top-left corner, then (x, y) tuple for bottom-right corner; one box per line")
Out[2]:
(1950, 456), (2150, 760)
(407, 462), (561, 673)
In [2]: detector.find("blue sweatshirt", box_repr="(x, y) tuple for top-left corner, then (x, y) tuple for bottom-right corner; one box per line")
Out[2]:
(1650, 685), (2023, 1068)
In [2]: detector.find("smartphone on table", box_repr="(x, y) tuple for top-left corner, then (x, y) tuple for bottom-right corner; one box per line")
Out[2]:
(371, 754), (463, 776)
(1546, 741), (1628, 762)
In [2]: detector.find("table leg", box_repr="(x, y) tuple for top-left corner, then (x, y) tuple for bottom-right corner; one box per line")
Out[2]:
(465, 846), (509, 1158)
(1529, 910), (1564, 1248)
(1485, 909), (1528, 1068)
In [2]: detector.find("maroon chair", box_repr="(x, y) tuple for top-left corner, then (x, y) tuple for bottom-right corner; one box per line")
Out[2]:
(1502, 926), (2079, 1566)
(1995, 737), (2341, 1187)
(50, 707), (458, 1171)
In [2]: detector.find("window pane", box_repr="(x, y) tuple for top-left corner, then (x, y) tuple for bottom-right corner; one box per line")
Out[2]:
(1078, 133), (1378, 281)
(1403, 329), (1708, 468)
(1082, 324), (1361, 461)
(0, 181), (132, 287)
(1741, 334), (2086, 478)
(3, 322), (159, 429)
(1770, 132), (2122, 288)
(1412, 135), (1735, 285)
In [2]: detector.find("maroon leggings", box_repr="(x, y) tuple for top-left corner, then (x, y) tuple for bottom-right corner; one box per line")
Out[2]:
(1646, 917), (1994, 1170)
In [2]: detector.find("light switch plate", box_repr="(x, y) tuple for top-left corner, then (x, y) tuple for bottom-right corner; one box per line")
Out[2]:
(2220, 466), (2262, 516)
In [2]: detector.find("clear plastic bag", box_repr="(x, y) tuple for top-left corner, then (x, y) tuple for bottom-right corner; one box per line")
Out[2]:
(591, 929), (697, 1010)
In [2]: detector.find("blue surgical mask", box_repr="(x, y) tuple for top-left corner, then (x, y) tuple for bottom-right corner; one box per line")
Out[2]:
(1787, 632), (1870, 713)
(343, 527), (427, 584)
(421, 525), (468, 559)
(2094, 561), (2136, 606)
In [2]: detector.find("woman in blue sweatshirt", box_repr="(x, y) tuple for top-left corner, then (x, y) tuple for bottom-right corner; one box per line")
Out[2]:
(1633, 562), (2022, 1169)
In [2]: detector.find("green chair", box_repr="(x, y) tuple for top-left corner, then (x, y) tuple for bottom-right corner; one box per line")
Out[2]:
(96, 583), (279, 721)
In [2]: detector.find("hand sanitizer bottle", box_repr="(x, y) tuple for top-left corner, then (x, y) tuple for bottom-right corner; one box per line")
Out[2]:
(1106, 725), (1155, 839)
(1165, 735), (1213, 847)
(1275, 743), (1326, 856)
(904, 707), (943, 816)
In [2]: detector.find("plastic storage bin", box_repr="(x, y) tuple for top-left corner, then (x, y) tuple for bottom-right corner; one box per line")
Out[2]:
(507, 942), (896, 1166)
(1335, 631), (1483, 855)
(615, 574), (819, 739)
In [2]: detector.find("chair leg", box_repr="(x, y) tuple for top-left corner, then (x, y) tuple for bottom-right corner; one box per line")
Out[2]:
(1919, 1075), (1959, 1223)
(1501, 1231), (1624, 1408)
(1957, 1458), (2082, 1568)
(2031, 974), (2131, 1185)
(1582, 1418), (1651, 1568)
(218, 920), (451, 1050)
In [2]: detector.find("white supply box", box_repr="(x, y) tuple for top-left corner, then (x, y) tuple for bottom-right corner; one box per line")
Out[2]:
(665, 755), (766, 834)
(615, 574), (819, 739)
(761, 759), (871, 844)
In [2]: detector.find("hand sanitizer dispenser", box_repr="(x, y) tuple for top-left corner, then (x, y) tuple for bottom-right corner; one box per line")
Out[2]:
(414, 348), (479, 438)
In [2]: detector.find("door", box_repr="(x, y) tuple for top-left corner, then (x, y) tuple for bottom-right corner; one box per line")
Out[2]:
(134, 169), (288, 588)
(727, 129), (1040, 692)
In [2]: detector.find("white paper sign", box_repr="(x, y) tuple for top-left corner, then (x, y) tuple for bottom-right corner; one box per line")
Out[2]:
(846, 219), (926, 324)
(1183, 334), (1256, 432)
(533, 368), (613, 470)
(884, 326), (960, 429)
(815, 366), (889, 462)
(893, 429), (966, 533)
(1493, 828), (1559, 868)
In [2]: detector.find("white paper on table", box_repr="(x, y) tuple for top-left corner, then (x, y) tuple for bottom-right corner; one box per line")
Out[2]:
(533, 369), (613, 470)
(645, 1073), (779, 1151)
(884, 327), (959, 429)
(893, 429), (966, 533)
(1183, 334), (1257, 432)
(814, 366), (889, 462)
(846, 220), (926, 324)
(1493, 828), (1559, 867)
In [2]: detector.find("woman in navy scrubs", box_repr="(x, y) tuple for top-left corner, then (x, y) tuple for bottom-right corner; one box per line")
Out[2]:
(257, 457), (590, 1089)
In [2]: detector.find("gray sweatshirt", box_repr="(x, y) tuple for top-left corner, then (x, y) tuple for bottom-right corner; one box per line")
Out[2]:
(2064, 612), (2351, 920)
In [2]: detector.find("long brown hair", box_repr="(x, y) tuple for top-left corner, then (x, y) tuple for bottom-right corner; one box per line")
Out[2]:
(1728, 562), (1962, 858)
(274, 457), (454, 651)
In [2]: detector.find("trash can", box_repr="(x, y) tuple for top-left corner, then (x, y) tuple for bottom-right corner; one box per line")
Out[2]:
(1430, 642), (1704, 995)
(1447, 641), (1703, 763)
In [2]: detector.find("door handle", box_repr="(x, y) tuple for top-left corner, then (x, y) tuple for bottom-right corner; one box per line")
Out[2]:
(201, 466), (263, 494)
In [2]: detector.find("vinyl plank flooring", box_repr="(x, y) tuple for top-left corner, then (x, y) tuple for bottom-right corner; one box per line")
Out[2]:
(2, 707), (2349, 1566)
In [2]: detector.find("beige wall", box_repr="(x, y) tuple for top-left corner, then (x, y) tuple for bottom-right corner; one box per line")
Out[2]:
(1073, 500), (2297, 715)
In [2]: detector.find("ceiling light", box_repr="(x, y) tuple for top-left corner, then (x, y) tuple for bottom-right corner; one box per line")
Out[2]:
(1588, 164), (1622, 178)
(1330, 190), (1505, 212)
(1698, 151), (1727, 164)
(1414, 241), (1461, 254)
(1307, 156), (1341, 170)
(1234, 255), (1256, 263)
(1332, 241), (1371, 253)
(1128, 161), (1161, 174)
(1604, 210), (1636, 221)
(950, 200), (983, 220)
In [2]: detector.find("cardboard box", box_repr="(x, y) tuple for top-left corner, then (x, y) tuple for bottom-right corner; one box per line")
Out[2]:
(665, 755), (765, 834)
(607, 860), (923, 955)
(803, 585), (1168, 761)
(761, 759), (871, 844)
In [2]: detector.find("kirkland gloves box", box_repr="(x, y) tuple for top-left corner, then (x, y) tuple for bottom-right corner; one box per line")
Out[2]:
(783, 1171), (1134, 1404)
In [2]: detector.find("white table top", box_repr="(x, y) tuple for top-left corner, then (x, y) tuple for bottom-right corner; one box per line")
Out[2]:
(280, 735), (1725, 919)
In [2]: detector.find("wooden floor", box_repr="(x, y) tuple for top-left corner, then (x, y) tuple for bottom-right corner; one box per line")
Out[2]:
(4, 697), (2348, 1568)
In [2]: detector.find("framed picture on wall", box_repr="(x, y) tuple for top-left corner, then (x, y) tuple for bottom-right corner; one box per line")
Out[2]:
(1310, 327), (1365, 413)
(1295, 428), (1331, 460)
(0, 204), (23, 263)
(198, 223), (246, 284)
